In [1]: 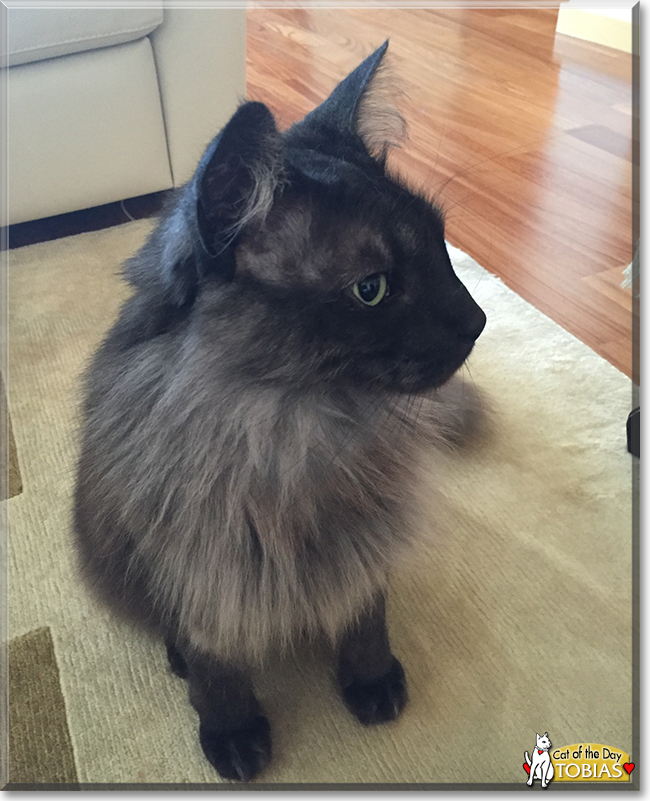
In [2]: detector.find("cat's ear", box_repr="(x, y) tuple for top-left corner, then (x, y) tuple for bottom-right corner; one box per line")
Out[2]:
(293, 41), (406, 160)
(194, 101), (283, 257)
(125, 102), (283, 305)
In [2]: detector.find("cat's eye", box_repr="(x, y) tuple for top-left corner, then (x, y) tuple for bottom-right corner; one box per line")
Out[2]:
(352, 274), (389, 306)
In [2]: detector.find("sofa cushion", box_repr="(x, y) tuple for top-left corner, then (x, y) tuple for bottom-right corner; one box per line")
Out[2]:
(7, 38), (173, 225)
(4, 6), (164, 67)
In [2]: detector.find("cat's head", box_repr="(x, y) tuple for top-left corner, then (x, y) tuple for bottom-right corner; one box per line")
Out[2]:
(536, 733), (552, 750)
(126, 42), (485, 395)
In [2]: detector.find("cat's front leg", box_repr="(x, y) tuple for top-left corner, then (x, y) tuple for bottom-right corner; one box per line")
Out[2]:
(336, 592), (408, 725)
(169, 638), (272, 782)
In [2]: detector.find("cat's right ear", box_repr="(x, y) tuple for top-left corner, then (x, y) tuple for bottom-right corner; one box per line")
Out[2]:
(125, 102), (283, 306)
(287, 41), (406, 161)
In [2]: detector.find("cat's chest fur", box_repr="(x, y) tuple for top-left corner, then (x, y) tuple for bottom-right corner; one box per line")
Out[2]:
(104, 342), (426, 661)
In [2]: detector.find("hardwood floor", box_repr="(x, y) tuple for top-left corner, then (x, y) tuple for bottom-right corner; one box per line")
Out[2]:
(247, 8), (635, 380)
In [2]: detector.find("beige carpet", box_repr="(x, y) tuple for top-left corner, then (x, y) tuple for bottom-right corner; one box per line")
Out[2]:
(4, 220), (634, 787)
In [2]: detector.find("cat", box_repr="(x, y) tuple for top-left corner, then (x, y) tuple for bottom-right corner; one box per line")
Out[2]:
(525, 732), (555, 788)
(73, 41), (486, 782)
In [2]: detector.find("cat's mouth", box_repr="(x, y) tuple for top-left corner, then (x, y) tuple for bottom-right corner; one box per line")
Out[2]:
(394, 356), (471, 392)
(362, 341), (476, 394)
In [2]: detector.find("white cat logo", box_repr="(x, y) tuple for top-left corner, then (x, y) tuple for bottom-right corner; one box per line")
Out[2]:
(524, 732), (555, 788)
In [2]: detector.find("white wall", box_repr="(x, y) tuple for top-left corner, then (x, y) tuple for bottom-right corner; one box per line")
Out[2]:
(556, 6), (633, 53)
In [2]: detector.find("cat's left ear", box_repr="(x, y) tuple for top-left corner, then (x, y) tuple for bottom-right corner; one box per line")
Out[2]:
(194, 101), (283, 259)
(124, 102), (283, 306)
(293, 40), (406, 160)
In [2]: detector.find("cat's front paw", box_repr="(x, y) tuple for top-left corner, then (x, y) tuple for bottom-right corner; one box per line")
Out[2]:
(166, 642), (188, 679)
(199, 715), (272, 782)
(340, 656), (408, 726)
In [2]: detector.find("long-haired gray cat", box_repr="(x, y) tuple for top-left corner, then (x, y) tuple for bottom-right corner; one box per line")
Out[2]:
(74, 42), (486, 782)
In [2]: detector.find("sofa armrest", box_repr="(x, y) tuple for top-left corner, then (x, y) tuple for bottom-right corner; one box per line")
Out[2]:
(150, 8), (246, 187)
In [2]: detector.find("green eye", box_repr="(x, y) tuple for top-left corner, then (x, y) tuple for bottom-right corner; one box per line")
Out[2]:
(352, 274), (388, 306)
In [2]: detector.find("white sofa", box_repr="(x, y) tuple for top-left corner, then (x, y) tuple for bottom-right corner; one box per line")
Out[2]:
(3, 5), (246, 225)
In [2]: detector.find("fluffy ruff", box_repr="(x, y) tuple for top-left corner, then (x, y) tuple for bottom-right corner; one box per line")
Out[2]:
(75, 323), (479, 664)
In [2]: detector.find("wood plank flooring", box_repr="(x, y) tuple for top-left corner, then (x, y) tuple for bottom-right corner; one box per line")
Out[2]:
(247, 8), (635, 380)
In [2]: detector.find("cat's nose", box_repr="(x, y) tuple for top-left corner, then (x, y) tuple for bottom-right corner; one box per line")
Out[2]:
(457, 304), (486, 343)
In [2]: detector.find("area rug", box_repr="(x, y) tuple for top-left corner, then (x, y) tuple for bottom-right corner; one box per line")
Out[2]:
(3, 219), (634, 788)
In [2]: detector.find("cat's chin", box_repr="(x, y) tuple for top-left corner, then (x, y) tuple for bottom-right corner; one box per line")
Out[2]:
(334, 345), (472, 395)
(390, 371), (462, 395)
(381, 348), (475, 395)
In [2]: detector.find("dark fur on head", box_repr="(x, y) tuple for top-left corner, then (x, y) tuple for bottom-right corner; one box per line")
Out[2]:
(74, 40), (485, 705)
